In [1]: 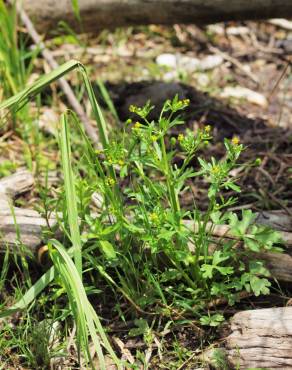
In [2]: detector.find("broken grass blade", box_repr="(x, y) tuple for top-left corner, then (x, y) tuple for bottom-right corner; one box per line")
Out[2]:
(50, 239), (122, 370)
(0, 59), (81, 111)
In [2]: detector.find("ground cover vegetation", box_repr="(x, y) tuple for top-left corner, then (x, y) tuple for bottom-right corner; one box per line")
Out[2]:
(0, 1), (291, 369)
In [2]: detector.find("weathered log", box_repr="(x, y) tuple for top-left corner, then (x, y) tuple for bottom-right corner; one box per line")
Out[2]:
(22, 0), (292, 35)
(255, 209), (292, 232)
(0, 170), (57, 253)
(3, 205), (292, 283)
(184, 219), (292, 246)
(225, 307), (292, 369)
(0, 169), (34, 206)
(0, 207), (57, 253)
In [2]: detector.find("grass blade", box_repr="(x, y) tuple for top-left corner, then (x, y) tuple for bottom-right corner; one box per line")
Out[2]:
(60, 112), (82, 276)
(79, 68), (109, 148)
(49, 240), (122, 369)
(97, 79), (120, 123)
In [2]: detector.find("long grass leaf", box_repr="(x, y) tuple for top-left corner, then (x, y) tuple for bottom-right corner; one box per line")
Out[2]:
(71, 0), (81, 22)
(97, 79), (120, 123)
(50, 240), (122, 369)
(60, 113), (82, 276)
(79, 69), (109, 148)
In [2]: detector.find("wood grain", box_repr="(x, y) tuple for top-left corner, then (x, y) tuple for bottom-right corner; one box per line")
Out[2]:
(0, 170), (56, 253)
(226, 307), (292, 369)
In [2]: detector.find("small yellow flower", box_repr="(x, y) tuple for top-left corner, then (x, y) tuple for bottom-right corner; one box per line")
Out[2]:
(105, 177), (115, 186)
(134, 122), (141, 129)
(204, 125), (212, 133)
(231, 136), (240, 146)
(118, 159), (125, 166)
(149, 212), (159, 223)
(178, 134), (184, 142)
(211, 165), (220, 174)
(183, 99), (190, 106)
(129, 105), (137, 113)
(151, 135), (158, 142)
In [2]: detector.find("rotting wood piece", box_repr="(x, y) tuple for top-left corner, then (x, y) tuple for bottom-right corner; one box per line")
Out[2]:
(0, 207), (57, 253)
(0, 170), (57, 253)
(225, 307), (292, 369)
(3, 207), (291, 283)
(255, 208), (292, 232)
(183, 219), (292, 246)
(0, 169), (34, 205)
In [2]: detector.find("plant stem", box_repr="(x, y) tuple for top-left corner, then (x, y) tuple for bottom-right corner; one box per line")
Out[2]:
(160, 136), (180, 222)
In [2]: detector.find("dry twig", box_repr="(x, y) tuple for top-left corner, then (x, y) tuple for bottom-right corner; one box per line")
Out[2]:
(208, 45), (259, 84)
(14, 3), (99, 145)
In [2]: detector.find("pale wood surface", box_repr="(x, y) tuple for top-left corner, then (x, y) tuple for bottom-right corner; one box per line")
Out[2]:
(0, 170), (56, 253)
(226, 307), (292, 369)
(0, 169), (34, 203)
(0, 207), (57, 253)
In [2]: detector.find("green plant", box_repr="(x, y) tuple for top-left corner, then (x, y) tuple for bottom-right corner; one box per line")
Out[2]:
(0, 0), (37, 98)
(200, 313), (225, 327)
(0, 60), (123, 369)
(0, 309), (65, 369)
(0, 60), (283, 368)
(0, 160), (17, 178)
(128, 318), (155, 346)
(210, 348), (229, 370)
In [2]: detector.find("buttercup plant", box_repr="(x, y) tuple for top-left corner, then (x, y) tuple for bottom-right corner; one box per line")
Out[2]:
(91, 94), (282, 314)
(0, 61), (282, 367)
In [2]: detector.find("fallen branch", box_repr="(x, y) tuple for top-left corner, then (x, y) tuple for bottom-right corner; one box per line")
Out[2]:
(0, 169), (34, 204)
(21, 0), (292, 35)
(184, 216), (292, 282)
(183, 217), (292, 246)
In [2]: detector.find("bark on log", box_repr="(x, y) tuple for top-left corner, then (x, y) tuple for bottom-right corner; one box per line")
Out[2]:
(225, 307), (292, 369)
(22, 0), (292, 35)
